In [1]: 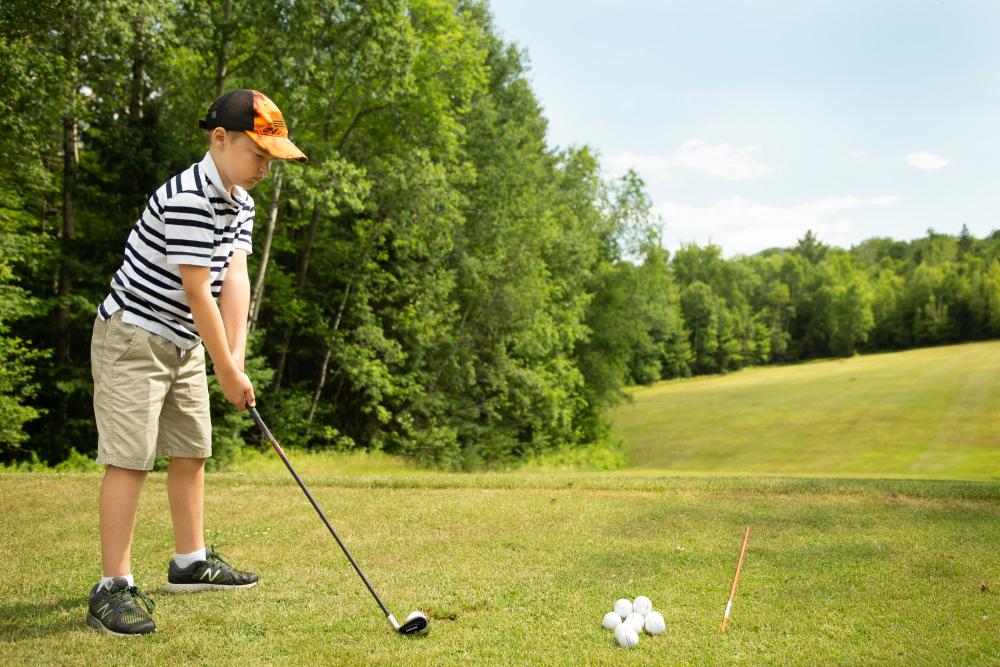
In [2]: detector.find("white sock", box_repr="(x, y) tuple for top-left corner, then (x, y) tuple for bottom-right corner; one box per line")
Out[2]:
(99, 573), (134, 590)
(172, 547), (207, 568)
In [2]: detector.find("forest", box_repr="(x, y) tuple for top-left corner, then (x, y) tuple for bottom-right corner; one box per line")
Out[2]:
(3, 0), (999, 469)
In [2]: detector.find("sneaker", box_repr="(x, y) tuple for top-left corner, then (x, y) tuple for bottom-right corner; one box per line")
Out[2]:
(86, 577), (156, 636)
(165, 545), (258, 593)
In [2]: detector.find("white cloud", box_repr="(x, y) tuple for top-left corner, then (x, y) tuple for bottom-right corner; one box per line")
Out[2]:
(906, 151), (950, 170)
(654, 195), (892, 257)
(849, 150), (869, 158)
(605, 139), (774, 182)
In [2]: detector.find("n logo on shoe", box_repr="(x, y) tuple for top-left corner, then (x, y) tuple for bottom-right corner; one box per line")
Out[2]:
(200, 568), (221, 582)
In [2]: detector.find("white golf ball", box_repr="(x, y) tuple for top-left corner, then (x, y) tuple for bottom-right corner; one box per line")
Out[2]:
(632, 595), (653, 616)
(614, 622), (640, 648)
(614, 598), (633, 619)
(602, 611), (621, 630)
(625, 612), (645, 632)
(644, 610), (666, 635)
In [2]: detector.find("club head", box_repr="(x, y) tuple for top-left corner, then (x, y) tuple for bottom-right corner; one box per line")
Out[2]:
(398, 610), (429, 636)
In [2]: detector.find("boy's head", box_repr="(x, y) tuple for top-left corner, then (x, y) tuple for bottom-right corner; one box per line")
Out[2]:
(199, 89), (307, 192)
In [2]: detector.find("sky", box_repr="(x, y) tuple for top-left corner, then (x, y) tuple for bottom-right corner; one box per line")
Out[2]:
(486, 0), (1000, 258)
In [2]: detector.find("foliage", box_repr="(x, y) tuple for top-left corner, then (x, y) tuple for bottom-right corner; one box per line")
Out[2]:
(3, 1), (1000, 469)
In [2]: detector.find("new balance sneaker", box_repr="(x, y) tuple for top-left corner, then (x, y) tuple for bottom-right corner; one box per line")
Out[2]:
(165, 545), (258, 593)
(86, 577), (156, 636)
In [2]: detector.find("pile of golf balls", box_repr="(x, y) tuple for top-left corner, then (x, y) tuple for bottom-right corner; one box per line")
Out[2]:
(601, 596), (666, 649)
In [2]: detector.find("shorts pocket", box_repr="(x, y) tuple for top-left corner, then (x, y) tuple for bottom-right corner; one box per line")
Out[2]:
(91, 317), (108, 386)
(95, 316), (146, 387)
(116, 321), (149, 362)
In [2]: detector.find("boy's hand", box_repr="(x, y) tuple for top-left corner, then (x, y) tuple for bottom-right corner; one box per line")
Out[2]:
(218, 365), (255, 409)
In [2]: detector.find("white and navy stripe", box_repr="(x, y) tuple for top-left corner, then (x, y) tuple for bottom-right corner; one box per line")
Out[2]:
(97, 151), (254, 350)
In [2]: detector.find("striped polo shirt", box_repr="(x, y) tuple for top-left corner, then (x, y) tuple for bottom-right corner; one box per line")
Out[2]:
(96, 150), (255, 350)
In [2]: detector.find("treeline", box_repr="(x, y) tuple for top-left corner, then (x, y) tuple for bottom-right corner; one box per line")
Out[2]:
(2, 1), (998, 471)
(624, 226), (1000, 383)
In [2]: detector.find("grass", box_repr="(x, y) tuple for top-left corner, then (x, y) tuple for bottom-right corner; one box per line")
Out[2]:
(1, 473), (998, 665)
(2, 341), (999, 664)
(610, 340), (1000, 480)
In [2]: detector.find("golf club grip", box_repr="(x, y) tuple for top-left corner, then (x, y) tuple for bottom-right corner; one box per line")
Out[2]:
(246, 405), (393, 619)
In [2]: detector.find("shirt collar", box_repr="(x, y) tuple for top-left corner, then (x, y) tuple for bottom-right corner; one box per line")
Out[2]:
(198, 150), (248, 207)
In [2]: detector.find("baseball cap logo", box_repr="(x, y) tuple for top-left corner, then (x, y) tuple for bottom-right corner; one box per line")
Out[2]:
(247, 90), (306, 162)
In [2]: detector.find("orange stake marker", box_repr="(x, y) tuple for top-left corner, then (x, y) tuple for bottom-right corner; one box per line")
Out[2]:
(720, 525), (751, 633)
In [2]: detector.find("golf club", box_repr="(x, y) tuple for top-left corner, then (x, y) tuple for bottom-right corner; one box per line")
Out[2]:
(245, 399), (429, 636)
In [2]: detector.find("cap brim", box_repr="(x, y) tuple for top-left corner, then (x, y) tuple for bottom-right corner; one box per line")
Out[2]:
(245, 132), (308, 163)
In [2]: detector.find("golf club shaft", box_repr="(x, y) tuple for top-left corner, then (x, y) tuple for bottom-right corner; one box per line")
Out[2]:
(720, 525), (750, 633)
(247, 404), (393, 620)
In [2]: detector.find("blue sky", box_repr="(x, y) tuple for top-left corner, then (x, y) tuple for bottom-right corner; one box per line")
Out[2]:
(487, 0), (1000, 257)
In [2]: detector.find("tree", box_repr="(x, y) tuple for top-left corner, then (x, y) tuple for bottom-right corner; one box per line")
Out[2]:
(795, 229), (828, 265)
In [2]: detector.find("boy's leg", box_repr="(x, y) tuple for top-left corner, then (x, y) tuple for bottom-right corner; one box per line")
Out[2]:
(157, 339), (211, 555)
(92, 310), (166, 577)
(99, 464), (148, 577)
(89, 310), (168, 636)
(159, 341), (257, 592)
(167, 456), (205, 553)
(95, 466), (156, 636)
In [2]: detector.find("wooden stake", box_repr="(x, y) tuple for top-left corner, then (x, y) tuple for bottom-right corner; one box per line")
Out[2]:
(720, 525), (751, 633)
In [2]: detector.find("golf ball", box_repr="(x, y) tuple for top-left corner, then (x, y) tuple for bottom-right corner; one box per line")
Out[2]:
(602, 612), (621, 630)
(644, 611), (666, 635)
(614, 622), (640, 648)
(625, 612), (645, 632)
(632, 595), (653, 616)
(614, 598), (633, 619)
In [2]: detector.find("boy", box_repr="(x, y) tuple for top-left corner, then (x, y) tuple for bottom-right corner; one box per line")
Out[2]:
(87, 89), (308, 636)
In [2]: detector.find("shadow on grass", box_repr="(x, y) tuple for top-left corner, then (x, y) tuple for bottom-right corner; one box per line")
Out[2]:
(0, 596), (87, 641)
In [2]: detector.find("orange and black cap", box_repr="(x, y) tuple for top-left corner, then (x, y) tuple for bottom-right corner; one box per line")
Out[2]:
(199, 89), (308, 163)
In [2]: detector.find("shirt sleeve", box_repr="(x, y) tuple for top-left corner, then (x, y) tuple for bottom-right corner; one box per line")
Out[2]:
(162, 192), (216, 266)
(235, 205), (254, 255)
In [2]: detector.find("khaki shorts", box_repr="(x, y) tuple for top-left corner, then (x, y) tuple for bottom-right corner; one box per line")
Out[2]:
(91, 309), (212, 470)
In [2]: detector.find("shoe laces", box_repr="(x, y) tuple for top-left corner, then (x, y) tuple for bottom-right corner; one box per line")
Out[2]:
(112, 584), (156, 615)
(205, 544), (233, 570)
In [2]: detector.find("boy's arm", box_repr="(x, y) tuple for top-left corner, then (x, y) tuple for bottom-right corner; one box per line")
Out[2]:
(218, 249), (251, 372)
(179, 263), (255, 408)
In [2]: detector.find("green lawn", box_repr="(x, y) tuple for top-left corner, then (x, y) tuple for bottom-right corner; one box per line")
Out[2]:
(610, 340), (1000, 480)
(1, 473), (998, 665)
(3, 341), (1000, 664)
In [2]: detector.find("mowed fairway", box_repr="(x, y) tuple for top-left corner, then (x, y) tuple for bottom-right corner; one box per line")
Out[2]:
(610, 340), (1000, 480)
(1, 473), (998, 665)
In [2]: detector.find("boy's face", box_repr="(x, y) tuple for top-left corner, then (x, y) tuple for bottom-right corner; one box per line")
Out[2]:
(211, 129), (274, 192)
